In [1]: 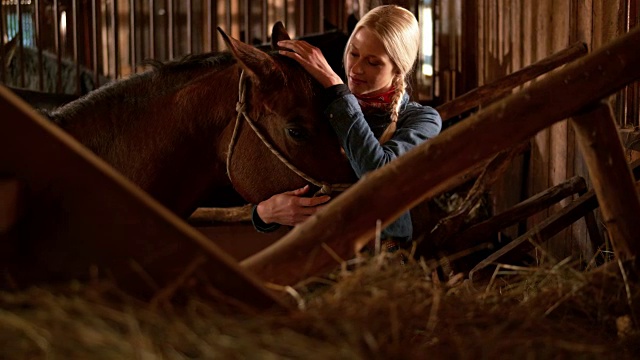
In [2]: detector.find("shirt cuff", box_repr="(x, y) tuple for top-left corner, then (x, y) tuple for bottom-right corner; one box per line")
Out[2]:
(251, 205), (281, 233)
(322, 84), (351, 107)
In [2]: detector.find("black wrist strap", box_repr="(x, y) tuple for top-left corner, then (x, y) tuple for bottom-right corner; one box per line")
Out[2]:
(251, 205), (281, 233)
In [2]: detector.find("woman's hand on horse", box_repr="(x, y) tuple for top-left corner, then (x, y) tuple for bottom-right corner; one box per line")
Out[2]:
(277, 40), (343, 89)
(256, 185), (331, 226)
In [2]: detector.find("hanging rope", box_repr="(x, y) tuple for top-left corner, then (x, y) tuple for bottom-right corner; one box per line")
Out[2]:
(226, 70), (352, 196)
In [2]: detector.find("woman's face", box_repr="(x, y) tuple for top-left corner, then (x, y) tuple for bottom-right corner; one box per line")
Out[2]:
(345, 27), (397, 96)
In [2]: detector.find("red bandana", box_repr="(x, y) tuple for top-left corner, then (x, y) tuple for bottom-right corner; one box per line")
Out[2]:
(354, 87), (396, 112)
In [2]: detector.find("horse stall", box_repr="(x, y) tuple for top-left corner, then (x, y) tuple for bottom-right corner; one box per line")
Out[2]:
(2, 0), (640, 357)
(0, 0), (441, 260)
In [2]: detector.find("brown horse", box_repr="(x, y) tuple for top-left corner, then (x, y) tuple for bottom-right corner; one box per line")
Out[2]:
(44, 23), (356, 218)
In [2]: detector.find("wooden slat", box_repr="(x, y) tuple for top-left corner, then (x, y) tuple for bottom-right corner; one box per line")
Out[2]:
(469, 190), (598, 280)
(570, 0), (594, 253)
(529, 0), (551, 248)
(468, 189), (599, 281)
(443, 175), (587, 254)
(435, 41), (588, 121)
(0, 86), (285, 311)
(547, 0), (572, 258)
(468, 158), (640, 280)
(242, 26), (640, 286)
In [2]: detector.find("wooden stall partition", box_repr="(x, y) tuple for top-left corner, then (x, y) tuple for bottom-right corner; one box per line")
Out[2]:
(467, 0), (639, 261)
(0, 85), (285, 312)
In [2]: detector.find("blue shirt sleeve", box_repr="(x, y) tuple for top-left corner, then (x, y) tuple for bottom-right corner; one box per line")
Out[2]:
(324, 90), (442, 178)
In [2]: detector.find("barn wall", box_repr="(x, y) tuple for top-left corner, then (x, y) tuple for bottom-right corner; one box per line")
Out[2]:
(464, 0), (639, 260)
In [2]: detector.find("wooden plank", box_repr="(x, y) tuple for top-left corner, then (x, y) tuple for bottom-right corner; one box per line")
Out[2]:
(0, 86), (285, 311)
(570, 0), (594, 254)
(529, 0), (551, 245)
(435, 41), (588, 121)
(242, 27), (640, 286)
(443, 175), (587, 254)
(547, 0), (572, 258)
(188, 205), (253, 224)
(468, 158), (640, 280)
(468, 188), (599, 281)
(571, 101), (640, 259)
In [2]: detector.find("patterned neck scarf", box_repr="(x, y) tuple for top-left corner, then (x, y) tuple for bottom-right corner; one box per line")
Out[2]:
(354, 87), (396, 112)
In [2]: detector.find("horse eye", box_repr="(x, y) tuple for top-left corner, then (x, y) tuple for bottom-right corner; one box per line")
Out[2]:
(286, 128), (308, 141)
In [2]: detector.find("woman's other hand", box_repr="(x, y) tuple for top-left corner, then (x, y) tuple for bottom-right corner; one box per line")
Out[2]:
(256, 185), (331, 226)
(277, 40), (344, 88)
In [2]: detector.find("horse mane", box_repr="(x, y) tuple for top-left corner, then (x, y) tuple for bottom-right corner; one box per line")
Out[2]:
(46, 51), (239, 126)
(142, 51), (235, 73)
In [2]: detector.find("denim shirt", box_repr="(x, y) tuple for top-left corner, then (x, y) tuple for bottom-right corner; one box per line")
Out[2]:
(323, 84), (442, 242)
(252, 84), (442, 242)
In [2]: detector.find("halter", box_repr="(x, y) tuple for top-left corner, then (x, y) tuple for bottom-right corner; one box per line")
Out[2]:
(226, 70), (352, 196)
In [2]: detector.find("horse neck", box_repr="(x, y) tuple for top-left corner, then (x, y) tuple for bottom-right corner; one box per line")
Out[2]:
(52, 63), (242, 214)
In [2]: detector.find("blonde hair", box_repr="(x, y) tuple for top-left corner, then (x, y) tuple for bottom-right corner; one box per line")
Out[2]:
(344, 5), (420, 144)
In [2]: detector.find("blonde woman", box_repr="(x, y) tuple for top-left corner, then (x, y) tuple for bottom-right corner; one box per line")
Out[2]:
(253, 5), (442, 246)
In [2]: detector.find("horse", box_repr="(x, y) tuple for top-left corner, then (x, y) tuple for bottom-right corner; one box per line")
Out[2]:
(43, 22), (357, 219)
(2, 35), (111, 95)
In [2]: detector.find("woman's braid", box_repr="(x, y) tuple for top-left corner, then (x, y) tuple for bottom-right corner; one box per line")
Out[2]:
(378, 75), (405, 144)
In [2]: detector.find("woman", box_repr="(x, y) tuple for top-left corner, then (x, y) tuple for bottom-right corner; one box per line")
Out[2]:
(252, 5), (442, 245)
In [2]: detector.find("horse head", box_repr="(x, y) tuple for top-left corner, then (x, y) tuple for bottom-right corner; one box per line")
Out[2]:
(217, 23), (357, 204)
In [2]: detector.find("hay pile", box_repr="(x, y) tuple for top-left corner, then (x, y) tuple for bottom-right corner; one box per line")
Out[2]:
(1, 250), (639, 359)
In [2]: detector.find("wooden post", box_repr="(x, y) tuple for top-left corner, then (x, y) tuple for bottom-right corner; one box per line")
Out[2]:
(242, 26), (640, 286)
(570, 101), (640, 260)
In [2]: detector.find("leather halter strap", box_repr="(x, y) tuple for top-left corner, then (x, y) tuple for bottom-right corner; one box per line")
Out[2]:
(226, 70), (352, 195)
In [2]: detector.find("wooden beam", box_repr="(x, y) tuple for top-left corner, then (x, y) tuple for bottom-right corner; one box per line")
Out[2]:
(0, 86), (286, 311)
(435, 41), (588, 121)
(468, 188), (600, 281)
(188, 205), (253, 225)
(465, 159), (640, 280)
(570, 101), (640, 260)
(443, 175), (587, 254)
(241, 26), (640, 286)
(420, 143), (528, 255)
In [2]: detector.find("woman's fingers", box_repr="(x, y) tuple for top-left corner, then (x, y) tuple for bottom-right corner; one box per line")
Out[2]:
(283, 184), (310, 196)
(277, 41), (344, 88)
(277, 39), (315, 53)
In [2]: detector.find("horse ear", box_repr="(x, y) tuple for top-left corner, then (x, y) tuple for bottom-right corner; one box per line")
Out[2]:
(271, 21), (291, 50)
(217, 27), (279, 80)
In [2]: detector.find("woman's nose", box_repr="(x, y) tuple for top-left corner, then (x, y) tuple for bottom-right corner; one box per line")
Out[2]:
(351, 60), (364, 74)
